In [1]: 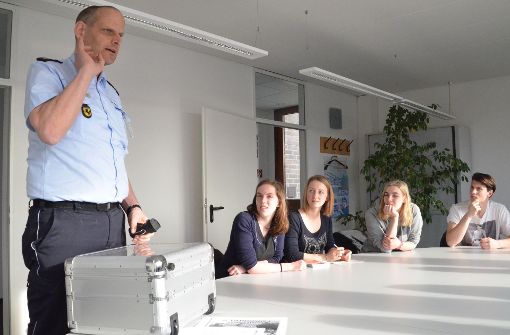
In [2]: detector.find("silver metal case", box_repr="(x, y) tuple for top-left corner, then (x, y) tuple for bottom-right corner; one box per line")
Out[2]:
(65, 243), (216, 334)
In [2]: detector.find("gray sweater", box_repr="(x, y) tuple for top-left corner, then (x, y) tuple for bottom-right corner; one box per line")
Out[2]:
(362, 203), (423, 252)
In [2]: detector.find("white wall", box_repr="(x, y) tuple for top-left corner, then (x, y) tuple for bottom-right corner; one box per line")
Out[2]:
(13, 3), (510, 333)
(304, 83), (359, 231)
(357, 75), (510, 242)
(9, 7), (364, 332)
(9, 6), (255, 333)
(398, 76), (510, 208)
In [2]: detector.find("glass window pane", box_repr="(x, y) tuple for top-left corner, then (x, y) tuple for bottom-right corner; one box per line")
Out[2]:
(257, 123), (276, 181)
(257, 123), (304, 200)
(0, 8), (13, 79)
(255, 71), (306, 207)
(255, 72), (304, 125)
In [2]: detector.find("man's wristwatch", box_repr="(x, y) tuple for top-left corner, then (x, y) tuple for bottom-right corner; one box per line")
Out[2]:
(125, 204), (141, 216)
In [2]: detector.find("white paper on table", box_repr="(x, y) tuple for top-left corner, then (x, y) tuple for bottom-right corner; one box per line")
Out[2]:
(196, 316), (287, 335)
(307, 260), (364, 269)
(180, 326), (263, 335)
(306, 262), (330, 269)
(330, 259), (364, 264)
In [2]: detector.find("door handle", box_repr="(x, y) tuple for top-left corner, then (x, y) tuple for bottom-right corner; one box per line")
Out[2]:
(209, 204), (225, 223)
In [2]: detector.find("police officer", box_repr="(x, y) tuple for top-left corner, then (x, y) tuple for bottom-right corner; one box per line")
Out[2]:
(21, 6), (153, 334)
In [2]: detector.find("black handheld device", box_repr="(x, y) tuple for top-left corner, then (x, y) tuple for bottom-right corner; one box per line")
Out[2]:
(129, 218), (161, 238)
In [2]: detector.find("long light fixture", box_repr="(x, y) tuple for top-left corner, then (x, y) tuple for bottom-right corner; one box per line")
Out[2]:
(299, 67), (454, 120)
(37, 0), (268, 60)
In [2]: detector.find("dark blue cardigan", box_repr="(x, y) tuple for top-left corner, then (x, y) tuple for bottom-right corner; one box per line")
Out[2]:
(217, 211), (284, 279)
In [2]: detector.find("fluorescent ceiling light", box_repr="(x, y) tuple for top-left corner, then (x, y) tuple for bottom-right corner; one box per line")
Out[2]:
(299, 67), (403, 101)
(399, 99), (453, 120)
(41, 0), (268, 60)
(299, 67), (455, 120)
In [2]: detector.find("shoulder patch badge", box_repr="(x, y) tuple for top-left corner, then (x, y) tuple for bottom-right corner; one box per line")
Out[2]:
(81, 104), (92, 118)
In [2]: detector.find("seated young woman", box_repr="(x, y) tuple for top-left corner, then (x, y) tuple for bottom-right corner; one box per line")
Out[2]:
(363, 180), (423, 252)
(284, 175), (352, 263)
(216, 179), (306, 279)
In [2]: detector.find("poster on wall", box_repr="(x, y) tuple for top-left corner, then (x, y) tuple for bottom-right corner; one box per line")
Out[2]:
(323, 155), (349, 220)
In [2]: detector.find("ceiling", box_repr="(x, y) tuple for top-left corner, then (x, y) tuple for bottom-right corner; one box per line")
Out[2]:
(106, 0), (510, 95)
(8, 0), (510, 98)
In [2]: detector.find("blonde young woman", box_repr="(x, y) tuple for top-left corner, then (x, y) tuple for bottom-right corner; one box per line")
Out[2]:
(363, 180), (423, 252)
(284, 175), (351, 263)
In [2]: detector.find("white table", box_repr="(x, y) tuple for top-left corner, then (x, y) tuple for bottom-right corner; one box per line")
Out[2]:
(214, 247), (510, 334)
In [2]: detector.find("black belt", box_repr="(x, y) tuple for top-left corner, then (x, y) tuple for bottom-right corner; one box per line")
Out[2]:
(32, 199), (120, 212)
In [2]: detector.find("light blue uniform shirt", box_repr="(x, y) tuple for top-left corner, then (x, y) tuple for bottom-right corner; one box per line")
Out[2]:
(24, 55), (129, 202)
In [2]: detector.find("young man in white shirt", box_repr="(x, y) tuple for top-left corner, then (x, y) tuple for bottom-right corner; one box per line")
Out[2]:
(446, 172), (510, 248)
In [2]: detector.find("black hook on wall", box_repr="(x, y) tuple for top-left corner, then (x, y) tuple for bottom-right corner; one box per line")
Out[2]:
(323, 136), (332, 149)
(345, 140), (353, 152)
(336, 139), (346, 150)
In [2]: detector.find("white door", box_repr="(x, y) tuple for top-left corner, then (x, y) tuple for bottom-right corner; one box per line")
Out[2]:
(202, 108), (258, 253)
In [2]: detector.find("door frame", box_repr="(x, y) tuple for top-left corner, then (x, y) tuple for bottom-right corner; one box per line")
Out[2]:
(255, 118), (307, 211)
(254, 68), (307, 210)
(273, 106), (302, 210)
(0, 86), (11, 335)
(0, 3), (14, 333)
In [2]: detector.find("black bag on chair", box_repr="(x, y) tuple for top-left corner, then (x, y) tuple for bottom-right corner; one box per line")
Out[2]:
(439, 231), (449, 247)
(209, 245), (225, 279)
(333, 230), (366, 254)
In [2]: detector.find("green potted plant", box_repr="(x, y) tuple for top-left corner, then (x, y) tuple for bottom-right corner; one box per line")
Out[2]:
(339, 104), (470, 231)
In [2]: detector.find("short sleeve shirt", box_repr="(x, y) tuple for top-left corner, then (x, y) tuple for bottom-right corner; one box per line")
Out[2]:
(447, 200), (510, 246)
(24, 55), (129, 202)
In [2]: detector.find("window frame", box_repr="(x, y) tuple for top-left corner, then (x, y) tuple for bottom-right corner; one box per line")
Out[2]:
(254, 68), (307, 208)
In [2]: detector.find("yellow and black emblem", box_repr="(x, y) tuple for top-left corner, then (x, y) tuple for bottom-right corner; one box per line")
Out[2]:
(81, 104), (92, 118)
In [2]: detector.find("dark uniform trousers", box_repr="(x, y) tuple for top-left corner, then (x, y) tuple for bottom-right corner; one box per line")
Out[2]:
(22, 202), (126, 335)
